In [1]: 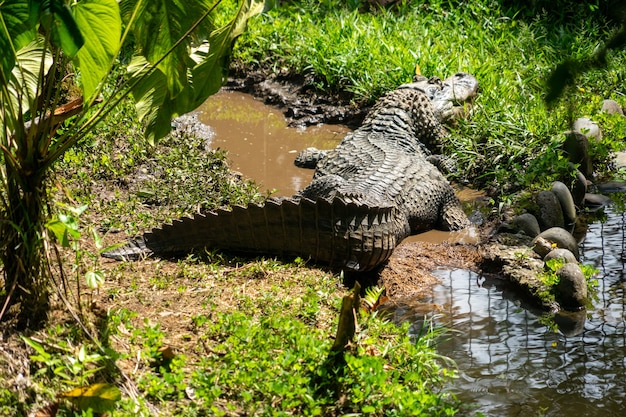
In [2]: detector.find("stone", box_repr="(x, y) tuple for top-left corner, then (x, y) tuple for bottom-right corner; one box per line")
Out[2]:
(544, 248), (578, 265)
(597, 181), (626, 193)
(551, 181), (576, 225)
(562, 131), (592, 177)
(533, 227), (579, 260)
(573, 117), (602, 140)
(569, 167), (587, 208)
(584, 193), (612, 210)
(601, 99), (623, 115)
(535, 190), (564, 230)
(511, 213), (541, 237)
(556, 263), (588, 310)
(533, 236), (553, 258)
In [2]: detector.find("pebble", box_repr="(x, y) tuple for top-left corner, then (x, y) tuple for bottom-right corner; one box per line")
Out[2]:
(573, 117), (602, 140)
(601, 99), (624, 115)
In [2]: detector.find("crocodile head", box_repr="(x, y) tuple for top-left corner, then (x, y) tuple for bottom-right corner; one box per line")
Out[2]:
(401, 72), (479, 123)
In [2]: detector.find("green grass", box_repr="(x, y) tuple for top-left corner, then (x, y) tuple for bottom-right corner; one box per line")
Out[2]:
(7, 255), (459, 416)
(234, 0), (626, 195)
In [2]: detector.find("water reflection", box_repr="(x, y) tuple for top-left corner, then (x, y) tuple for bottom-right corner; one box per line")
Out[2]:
(405, 204), (626, 416)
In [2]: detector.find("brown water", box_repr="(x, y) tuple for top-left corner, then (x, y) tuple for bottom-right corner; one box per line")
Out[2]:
(196, 90), (349, 196)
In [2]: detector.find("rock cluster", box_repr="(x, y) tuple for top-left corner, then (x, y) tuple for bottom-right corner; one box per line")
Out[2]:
(489, 99), (626, 311)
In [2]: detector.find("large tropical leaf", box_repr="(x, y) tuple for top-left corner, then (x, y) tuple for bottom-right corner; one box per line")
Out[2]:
(188, 0), (268, 107)
(127, 56), (173, 144)
(128, 0), (269, 143)
(39, 0), (84, 57)
(72, 0), (122, 101)
(0, 0), (36, 82)
(122, 0), (218, 98)
(1, 39), (51, 135)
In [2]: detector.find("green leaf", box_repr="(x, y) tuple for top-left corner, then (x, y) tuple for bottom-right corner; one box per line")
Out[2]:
(40, 0), (84, 57)
(186, 0), (268, 109)
(2, 39), (51, 133)
(21, 336), (51, 360)
(61, 383), (121, 413)
(91, 228), (103, 249)
(46, 219), (71, 247)
(128, 0), (268, 143)
(72, 0), (121, 101)
(85, 270), (105, 289)
(127, 55), (172, 145)
(0, 0), (36, 80)
(124, 0), (216, 97)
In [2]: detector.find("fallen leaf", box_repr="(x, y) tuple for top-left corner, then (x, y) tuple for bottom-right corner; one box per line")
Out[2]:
(61, 383), (121, 413)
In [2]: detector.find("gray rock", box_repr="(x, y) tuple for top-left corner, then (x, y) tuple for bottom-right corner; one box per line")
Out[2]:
(535, 190), (564, 230)
(584, 193), (612, 210)
(573, 117), (602, 140)
(601, 99), (623, 115)
(569, 167), (587, 208)
(533, 227), (580, 260)
(596, 181), (626, 193)
(533, 236), (554, 259)
(512, 213), (541, 237)
(556, 263), (588, 310)
(551, 181), (576, 225)
(563, 132), (592, 177)
(544, 248), (578, 265)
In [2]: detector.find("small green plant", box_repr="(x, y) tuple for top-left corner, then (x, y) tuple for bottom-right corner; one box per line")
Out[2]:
(21, 336), (106, 388)
(537, 258), (599, 306)
(46, 203), (106, 299)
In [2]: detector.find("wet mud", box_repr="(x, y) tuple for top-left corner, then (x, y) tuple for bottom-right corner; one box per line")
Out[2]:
(226, 69), (370, 128)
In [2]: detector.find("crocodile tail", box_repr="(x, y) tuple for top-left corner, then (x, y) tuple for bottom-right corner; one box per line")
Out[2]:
(102, 197), (399, 272)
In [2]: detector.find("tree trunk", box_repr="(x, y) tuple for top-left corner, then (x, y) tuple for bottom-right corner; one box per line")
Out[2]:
(1, 165), (49, 329)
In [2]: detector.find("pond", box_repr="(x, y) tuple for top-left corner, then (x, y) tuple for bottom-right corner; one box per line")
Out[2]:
(196, 90), (626, 416)
(412, 203), (626, 416)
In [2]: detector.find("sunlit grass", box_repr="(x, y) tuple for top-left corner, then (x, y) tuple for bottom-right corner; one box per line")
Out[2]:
(234, 0), (626, 194)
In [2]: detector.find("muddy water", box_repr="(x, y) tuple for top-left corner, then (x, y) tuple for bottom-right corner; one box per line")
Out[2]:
(395, 203), (626, 416)
(196, 91), (349, 196)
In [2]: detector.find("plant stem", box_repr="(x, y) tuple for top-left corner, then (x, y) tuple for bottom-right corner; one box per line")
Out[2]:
(1, 163), (49, 328)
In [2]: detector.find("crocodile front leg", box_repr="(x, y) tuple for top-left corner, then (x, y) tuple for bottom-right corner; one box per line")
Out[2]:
(294, 147), (330, 169)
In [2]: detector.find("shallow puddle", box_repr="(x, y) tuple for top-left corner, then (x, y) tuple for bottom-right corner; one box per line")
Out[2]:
(196, 90), (349, 196)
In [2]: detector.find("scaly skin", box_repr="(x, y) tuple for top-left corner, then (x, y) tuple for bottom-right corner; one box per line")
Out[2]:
(103, 73), (478, 271)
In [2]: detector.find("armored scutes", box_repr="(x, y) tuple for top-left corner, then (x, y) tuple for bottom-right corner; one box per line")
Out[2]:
(103, 73), (478, 271)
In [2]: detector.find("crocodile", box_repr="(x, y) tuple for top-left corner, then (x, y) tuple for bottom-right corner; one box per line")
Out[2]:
(103, 72), (479, 271)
